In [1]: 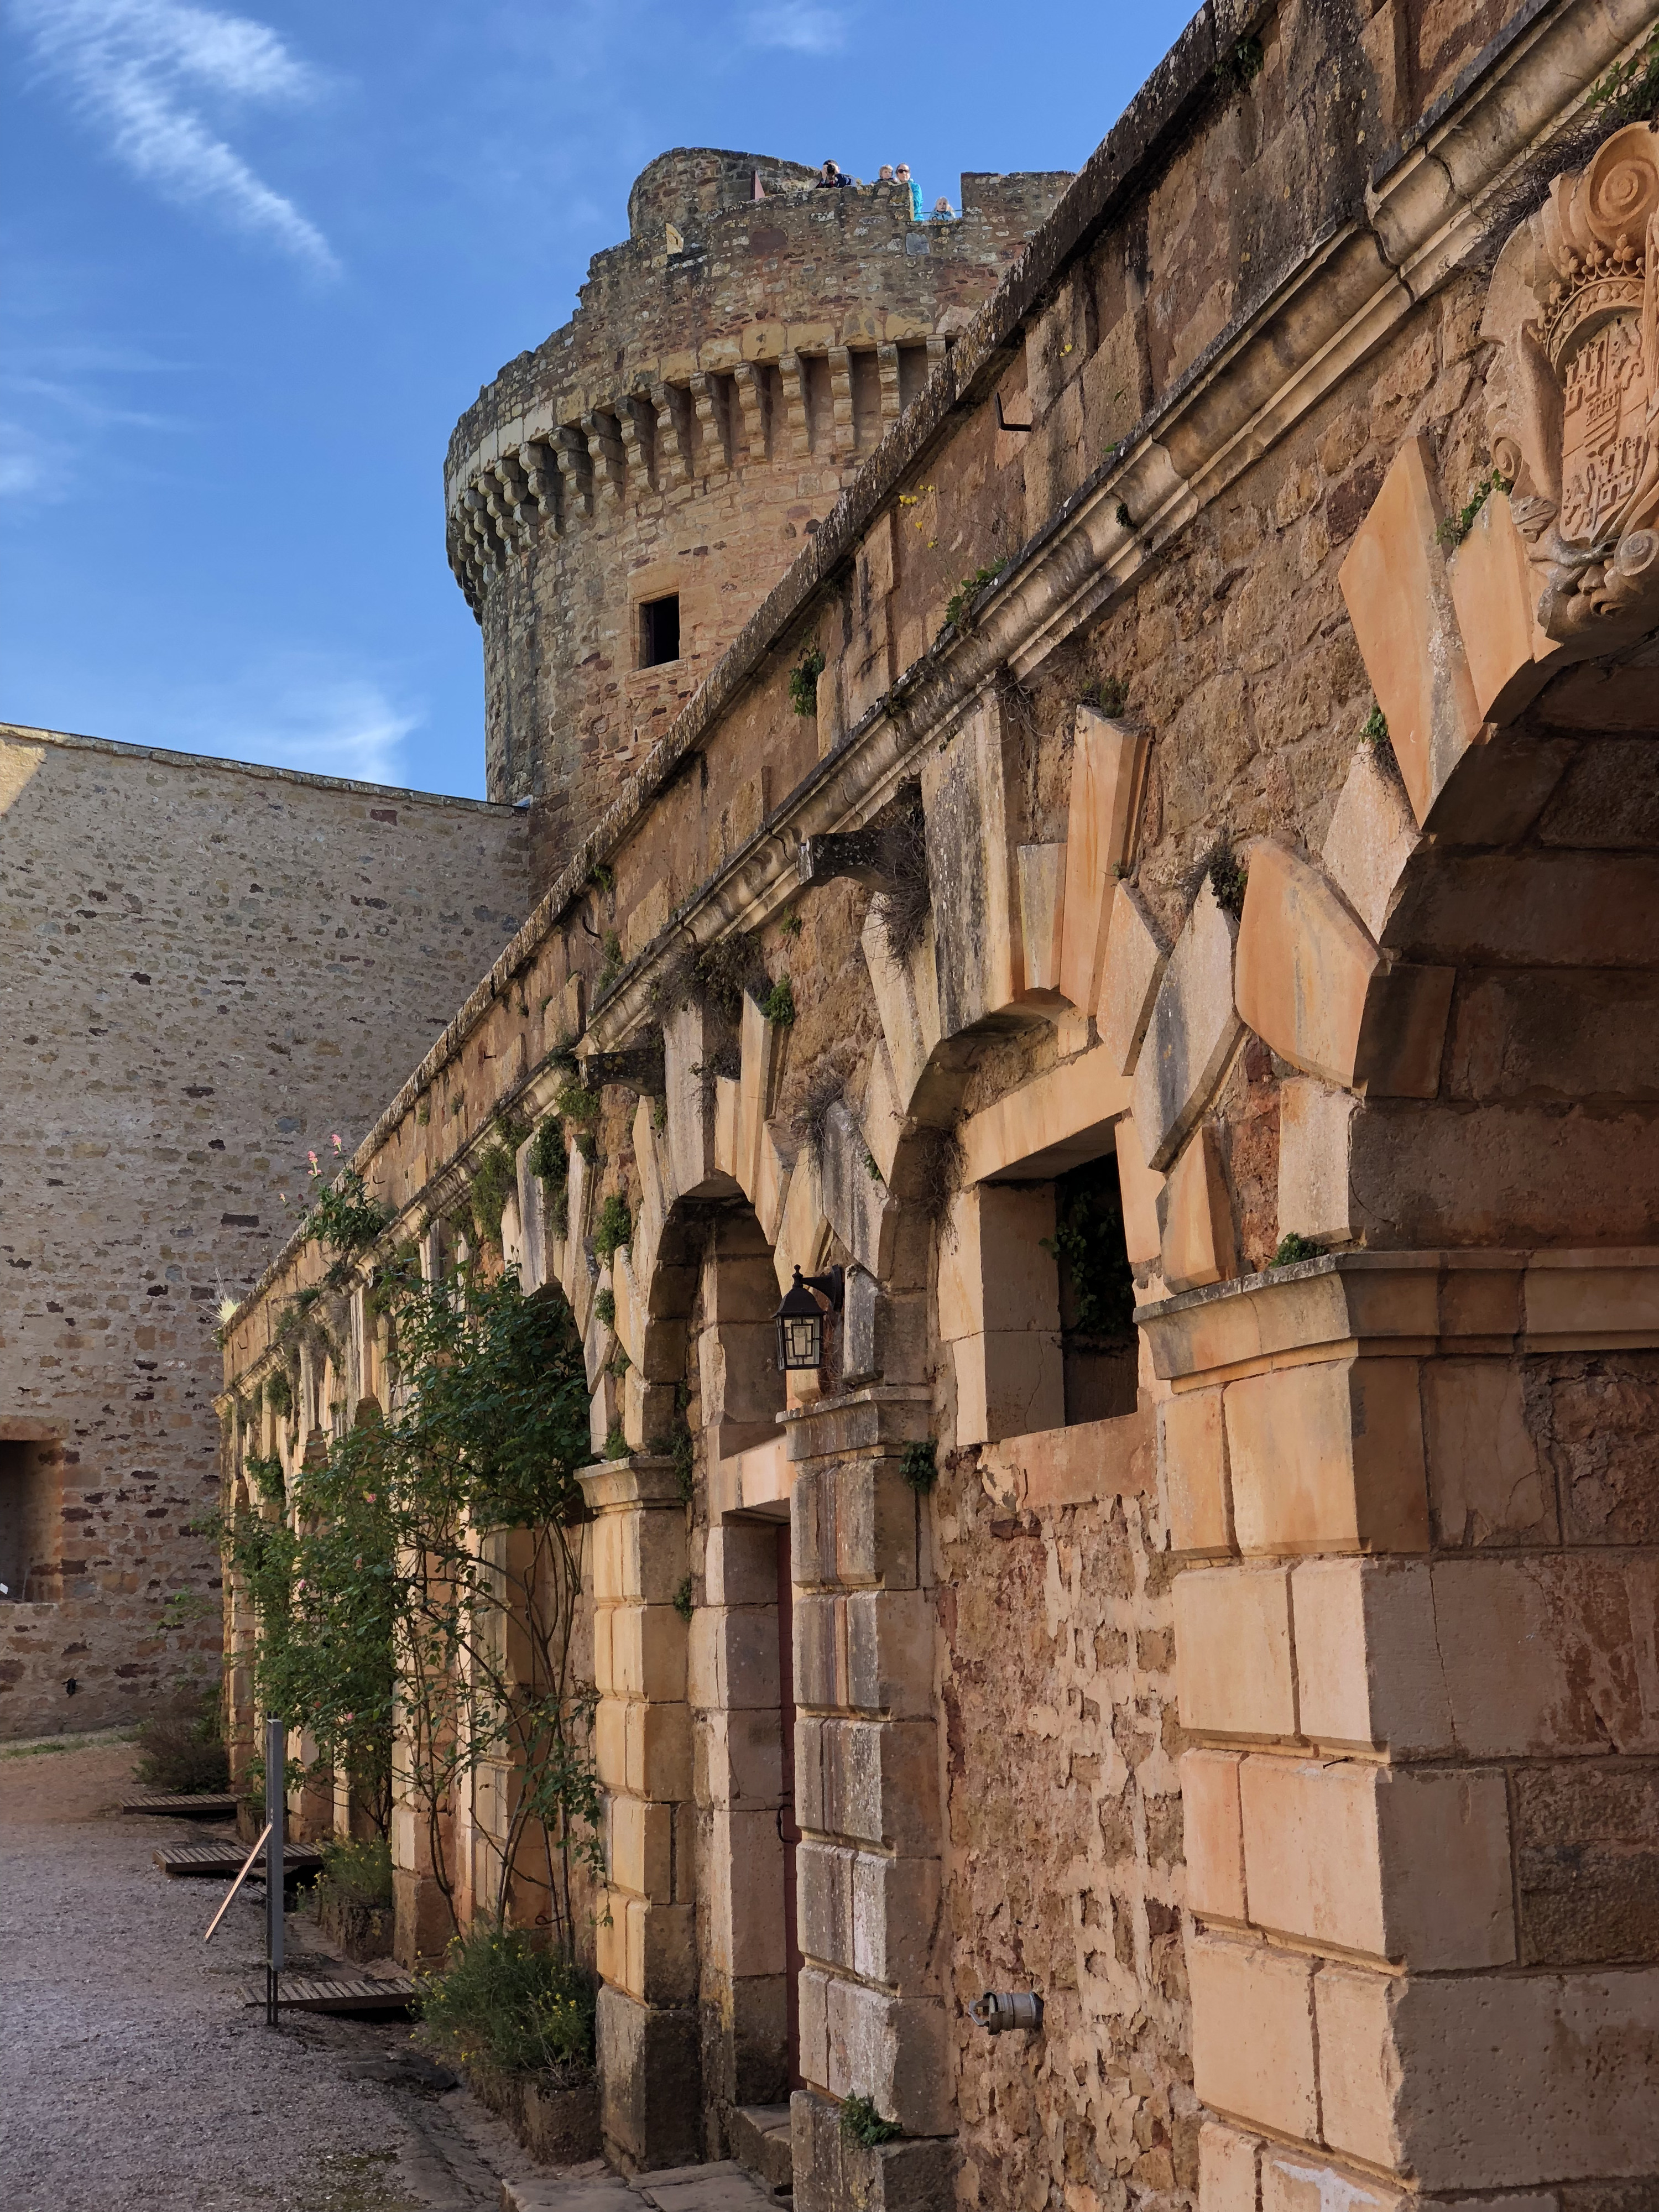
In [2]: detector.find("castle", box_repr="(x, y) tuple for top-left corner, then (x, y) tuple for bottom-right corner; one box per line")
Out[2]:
(14, 2), (1659, 2205)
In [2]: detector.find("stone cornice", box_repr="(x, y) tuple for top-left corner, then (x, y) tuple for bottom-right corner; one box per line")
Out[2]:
(220, 0), (1656, 1344)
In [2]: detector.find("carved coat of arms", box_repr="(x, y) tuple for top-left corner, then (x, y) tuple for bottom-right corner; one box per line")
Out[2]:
(1483, 120), (1659, 648)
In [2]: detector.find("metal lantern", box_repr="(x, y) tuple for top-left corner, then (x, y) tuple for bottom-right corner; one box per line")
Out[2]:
(775, 1265), (843, 1371)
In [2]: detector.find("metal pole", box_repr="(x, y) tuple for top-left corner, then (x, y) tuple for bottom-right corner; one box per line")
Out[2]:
(265, 1714), (285, 2027)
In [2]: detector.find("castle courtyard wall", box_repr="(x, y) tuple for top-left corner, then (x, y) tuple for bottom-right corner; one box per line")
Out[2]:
(0, 726), (528, 1737)
(218, 0), (1659, 2205)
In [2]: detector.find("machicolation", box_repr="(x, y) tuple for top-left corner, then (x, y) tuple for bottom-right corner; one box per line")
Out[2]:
(444, 147), (1071, 884)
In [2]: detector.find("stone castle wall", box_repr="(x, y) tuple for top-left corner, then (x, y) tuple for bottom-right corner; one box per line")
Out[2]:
(217, 2), (1659, 2207)
(0, 726), (528, 1738)
(443, 149), (1070, 880)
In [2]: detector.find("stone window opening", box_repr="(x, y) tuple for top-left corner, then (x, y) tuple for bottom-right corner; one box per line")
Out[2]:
(639, 593), (681, 669)
(945, 1136), (1139, 1443)
(1050, 1152), (1139, 1426)
(0, 1437), (62, 1604)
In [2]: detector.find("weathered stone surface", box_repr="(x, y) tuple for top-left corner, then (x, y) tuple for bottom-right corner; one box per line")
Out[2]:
(1133, 880), (1242, 1171)
(1222, 1357), (1430, 1556)
(1315, 1964), (1659, 2189)
(1337, 432), (1484, 828)
(1098, 880), (1167, 1077)
(0, 726), (528, 1738)
(1237, 838), (1381, 1088)
(1321, 743), (1420, 943)
(1188, 1934), (1318, 2143)
(1238, 1756), (1515, 1968)
(1159, 1121), (1238, 1293)
(596, 1984), (701, 2169)
(1175, 1564), (1296, 1739)
(1057, 709), (1148, 1015)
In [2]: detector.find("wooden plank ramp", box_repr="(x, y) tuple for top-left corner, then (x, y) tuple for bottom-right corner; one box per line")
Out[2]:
(239, 1972), (418, 2013)
(122, 1790), (238, 1816)
(153, 1839), (324, 1877)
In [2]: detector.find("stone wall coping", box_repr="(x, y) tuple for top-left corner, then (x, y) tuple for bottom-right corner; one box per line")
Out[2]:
(219, 0), (1647, 1350)
(1139, 1246), (1659, 1382)
(0, 721), (517, 814)
(578, 1456), (683, 1511)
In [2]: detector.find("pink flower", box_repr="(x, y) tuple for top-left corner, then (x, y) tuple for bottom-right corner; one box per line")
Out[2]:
(341, 1712), (355, 1724)
(331, 1133), (343, 1152)
(363, 1493), (376, 1504)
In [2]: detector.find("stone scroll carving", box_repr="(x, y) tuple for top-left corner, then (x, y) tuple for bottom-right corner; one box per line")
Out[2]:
(1483, 121), (1659, 648)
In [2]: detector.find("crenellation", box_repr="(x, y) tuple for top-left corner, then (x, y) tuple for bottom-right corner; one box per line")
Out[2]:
(442, 149), (1071, 867)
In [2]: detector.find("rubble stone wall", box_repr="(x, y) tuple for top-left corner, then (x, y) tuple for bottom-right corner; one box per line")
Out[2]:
(0, 726), (528, 1738)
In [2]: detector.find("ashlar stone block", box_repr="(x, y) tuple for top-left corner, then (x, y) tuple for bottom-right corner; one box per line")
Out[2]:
(825, 1978), (950, 2136)
(1236, 838), (1380, 1089)
(1133, 879), (1242, 1170)
(1337, 431), (1485, 830)
(1239, 1755), (1515, 1968)
(1188, 1933), (1319, 2144)
(1181, 1748), (1246, 1921)
(1058, 710), (1149, 1018)
(1158, 1121), (1238, 1293)
(1158, 1386), (1233, 1554)
(1321, 744), (1420, 946)
(1222, 1358), (1429, 1556)
(1099, 881), (1167, 1076)
(1174, 1564), (1297, 1740)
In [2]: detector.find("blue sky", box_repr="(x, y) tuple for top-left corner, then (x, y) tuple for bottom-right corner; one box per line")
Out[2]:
(2, 0), (1194, 802)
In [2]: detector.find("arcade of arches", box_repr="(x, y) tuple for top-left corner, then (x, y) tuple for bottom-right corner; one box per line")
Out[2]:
(218, 14), (1659, 2212)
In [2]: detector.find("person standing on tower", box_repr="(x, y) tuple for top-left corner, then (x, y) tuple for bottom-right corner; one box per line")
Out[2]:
(894, 163), (922, 219)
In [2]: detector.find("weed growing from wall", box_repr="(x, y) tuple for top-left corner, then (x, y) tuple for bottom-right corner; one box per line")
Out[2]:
(789, 646), (826, 716)
(593, 1194), (631, 1266)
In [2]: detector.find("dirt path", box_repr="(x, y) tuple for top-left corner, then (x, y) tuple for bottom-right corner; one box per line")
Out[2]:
(0, 1736), (538, 2211)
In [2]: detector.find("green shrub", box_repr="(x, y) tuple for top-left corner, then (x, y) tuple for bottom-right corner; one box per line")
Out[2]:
(418, 1926), (596, 2077)
(841, 2094), (901, 2148)
(1207, 843), (1248, 919)
(528, 1115), (566, 1187)
(246, 1452), (286, 1507)
(1270, 1234), (1323, 1269)
(604, 1423), (628, 1462)
(1082, 675), (1129, 717)
(594, 1288), (615, 1329)
(943, 563), (1005, 631)
(596, 931), (624, 994)
(672, 1576), (693, 1622)
(789, 646), (826, 716)
(593, 1194), (631, 1266)
(134, 1686), (229, 1796)
(901, 1439), (937, 1494)
(317, 1834), (394, 1910)
(762, 976), (796, 1026)
(264, 1370), (293, 1420)
(468, 1143), (520, 1250)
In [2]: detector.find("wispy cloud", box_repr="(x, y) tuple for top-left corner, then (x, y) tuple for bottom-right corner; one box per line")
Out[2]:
(187, 674), (421, 784)
(744, 1), (849, 54)
(10, 0), (337, 273)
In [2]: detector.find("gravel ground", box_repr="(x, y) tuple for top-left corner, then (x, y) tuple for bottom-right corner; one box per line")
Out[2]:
(0, 1735), (541, 2211)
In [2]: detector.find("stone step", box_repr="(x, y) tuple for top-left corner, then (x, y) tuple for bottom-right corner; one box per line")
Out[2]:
(503, 2153), (785, 2212)
(727, 2107), (793, 2195)
(634, 2158), (782, 2212)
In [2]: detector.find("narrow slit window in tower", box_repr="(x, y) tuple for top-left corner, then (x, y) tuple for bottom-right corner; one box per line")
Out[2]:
(639, 594), (680, 668)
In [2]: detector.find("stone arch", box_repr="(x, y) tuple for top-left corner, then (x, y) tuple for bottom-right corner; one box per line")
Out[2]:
(1141, 172), (1659, 2199)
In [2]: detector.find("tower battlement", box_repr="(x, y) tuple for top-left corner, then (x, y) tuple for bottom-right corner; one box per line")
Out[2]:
(444, 147), (1071, 883)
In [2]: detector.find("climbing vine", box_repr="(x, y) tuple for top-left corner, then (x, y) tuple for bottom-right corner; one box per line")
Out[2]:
(217, 1215), (601, 1957)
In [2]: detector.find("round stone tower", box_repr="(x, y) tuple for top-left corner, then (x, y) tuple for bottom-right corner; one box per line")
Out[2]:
(445, 146), (1072, 888)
